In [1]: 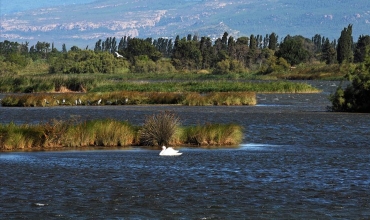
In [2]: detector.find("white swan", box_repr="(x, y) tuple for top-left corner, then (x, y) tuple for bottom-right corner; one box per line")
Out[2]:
(159, 146), (182, 156)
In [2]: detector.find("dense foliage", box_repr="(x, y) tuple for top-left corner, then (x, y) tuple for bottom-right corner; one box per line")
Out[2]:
(48, 50), (129, 74)
(337, 24), (354, 64)
(330, 47), (370, 112)
(1, 24), (369, 78)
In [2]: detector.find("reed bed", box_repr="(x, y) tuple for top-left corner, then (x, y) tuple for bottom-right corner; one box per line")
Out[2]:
(61, 119), (137, 147)
(0, 123), (44, 150)
(91, 80), (321, 93)
(1, 72), (322, 94)
(181, 123), (244, 146)
(0, 74), (101, 93)
(1, 91), (256, 107)
(0, 119), (243, 151)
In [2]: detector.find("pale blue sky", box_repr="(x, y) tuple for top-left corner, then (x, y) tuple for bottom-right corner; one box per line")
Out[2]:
(0, 0), (96, 15)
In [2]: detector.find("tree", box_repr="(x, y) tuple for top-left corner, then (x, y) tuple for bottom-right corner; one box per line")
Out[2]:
(171, 37), (201, 70)
(62, 44), (67, 53)
(259, 49), (289, 74)
(330, 47), (370, 112)
(249, 34), (257, 51)
(29, 41), (51, 59)
(354, 35), (370, 63)
(0, 40), (20, 55)
(337, 24), (353, 64)
(263, 34), (269, 49)
(70, 46), (80, 52)
(275, 35), (310, 66)
(321, 38), (337, 64)
(199, 36), (214, 69)
(221, 32), (229, 50)
(125, 38), (161, 63)
(153, 37), (173, 58)
(312, 34), (323, 52)
(268, 32), (278, 50)
(234, 37), (249, 65)
(227, 36), (236, 59)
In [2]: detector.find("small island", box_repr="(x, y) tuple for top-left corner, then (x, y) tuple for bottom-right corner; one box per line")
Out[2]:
(0, 112), (243, 151)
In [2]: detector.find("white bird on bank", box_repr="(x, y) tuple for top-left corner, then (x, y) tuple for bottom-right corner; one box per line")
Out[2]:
(115, 52), (123, 58)
(159, 146), (182, 156)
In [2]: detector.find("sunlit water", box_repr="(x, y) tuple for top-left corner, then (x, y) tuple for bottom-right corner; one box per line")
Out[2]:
(1, 81), (369, 219)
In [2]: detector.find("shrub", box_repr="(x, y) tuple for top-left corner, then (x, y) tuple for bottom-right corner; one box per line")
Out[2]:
(139, 111), (180, 146)
(329, 48), (370, 112)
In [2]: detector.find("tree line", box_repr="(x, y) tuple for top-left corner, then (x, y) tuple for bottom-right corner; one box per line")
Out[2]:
(1, 24), (370, 75)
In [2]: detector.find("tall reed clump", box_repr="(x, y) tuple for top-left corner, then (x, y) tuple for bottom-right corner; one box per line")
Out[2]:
(0, 119), (137, 150)
(0, 123), (44, 150)
(139, 111), (180, 146)
(182, 93), (208, 106)
(61, 119), (136, 147)
(182, 123), (243, 146)
(208, 92), (256, 105)
(42, 119), (71, 148)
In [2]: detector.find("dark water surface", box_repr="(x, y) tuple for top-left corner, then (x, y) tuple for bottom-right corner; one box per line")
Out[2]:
(1, 81), (370, 219)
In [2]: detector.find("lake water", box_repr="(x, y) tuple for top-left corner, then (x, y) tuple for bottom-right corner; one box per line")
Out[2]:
(1, 81), (370, 219)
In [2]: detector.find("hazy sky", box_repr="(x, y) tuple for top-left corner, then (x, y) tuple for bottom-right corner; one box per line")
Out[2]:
(0, 0), (96, 15)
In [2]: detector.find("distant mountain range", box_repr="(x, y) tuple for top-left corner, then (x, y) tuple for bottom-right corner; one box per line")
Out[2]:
(1, 0), (369, 49)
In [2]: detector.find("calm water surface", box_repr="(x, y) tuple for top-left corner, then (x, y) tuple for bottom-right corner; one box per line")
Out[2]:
(1, 81), (369, 219)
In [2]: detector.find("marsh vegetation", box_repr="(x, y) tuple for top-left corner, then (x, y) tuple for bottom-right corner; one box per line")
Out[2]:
(0, 112), (243, 151)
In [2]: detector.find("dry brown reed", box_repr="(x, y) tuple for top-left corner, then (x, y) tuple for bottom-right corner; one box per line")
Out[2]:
(139, 111), (180, 146)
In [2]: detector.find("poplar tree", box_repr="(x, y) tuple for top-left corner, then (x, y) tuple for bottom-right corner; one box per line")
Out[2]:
(221, 32), (229, 50)
(337, 24), (353, 63)
(268, 32), (278, 50)
(354, 35), (370, 63)
(321, 38), (336, 64)
(62, 44), (67, 53)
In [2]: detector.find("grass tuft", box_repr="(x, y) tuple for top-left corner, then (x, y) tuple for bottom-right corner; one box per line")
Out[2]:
(139, 111), (180, 146)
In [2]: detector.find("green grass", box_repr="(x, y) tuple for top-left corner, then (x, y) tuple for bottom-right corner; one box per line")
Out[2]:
(181, 123), (244, 146)
(90, 80), (320, 93)
(1, 69), (325, 94)
(269, 63), (352, 80)
(0, 119), (244, 151)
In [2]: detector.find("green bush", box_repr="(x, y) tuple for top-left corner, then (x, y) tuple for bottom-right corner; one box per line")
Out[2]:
(329, 48), (370, 112)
